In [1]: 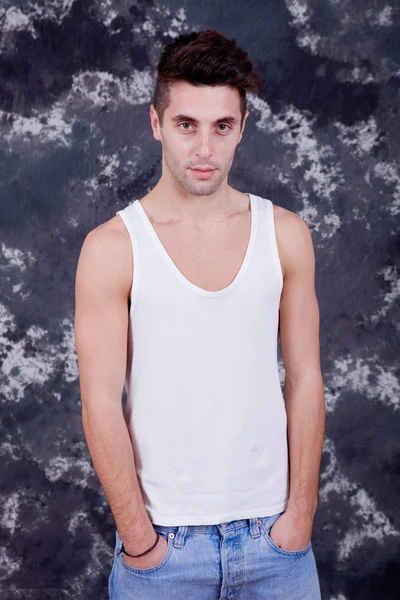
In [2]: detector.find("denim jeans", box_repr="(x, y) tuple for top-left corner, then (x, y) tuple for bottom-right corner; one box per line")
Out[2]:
(108, 510), (321, 599)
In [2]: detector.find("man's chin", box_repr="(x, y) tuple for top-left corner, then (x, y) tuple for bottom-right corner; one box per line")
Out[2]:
(181, 179), (221, 197)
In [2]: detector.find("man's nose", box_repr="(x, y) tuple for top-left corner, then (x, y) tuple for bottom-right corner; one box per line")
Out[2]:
(195, 131), (213, 158)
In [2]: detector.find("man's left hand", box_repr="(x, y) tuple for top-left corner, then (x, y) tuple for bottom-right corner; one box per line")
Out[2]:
(268, 508), (313, 552)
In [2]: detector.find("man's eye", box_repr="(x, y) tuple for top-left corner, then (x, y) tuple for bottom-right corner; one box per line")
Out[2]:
(178, 123), (231, 131)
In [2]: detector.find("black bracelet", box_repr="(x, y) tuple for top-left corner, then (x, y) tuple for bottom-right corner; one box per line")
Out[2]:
(117, 531), (160, 558)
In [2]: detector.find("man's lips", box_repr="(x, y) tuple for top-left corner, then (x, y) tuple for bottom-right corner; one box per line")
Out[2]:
(189, 167), (217, 179)
(190, 168), (216, 171)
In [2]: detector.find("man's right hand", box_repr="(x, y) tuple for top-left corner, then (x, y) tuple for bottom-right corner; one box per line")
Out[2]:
(121, 533), (169, 570)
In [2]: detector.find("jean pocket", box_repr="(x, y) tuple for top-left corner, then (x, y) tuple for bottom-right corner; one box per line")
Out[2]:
(259, 513), (312, 557)
(117, 529), (174, 574)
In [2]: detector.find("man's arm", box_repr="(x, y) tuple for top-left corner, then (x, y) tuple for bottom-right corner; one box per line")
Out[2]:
(74, 219), (156, 555)
(275, 206), (326, 520)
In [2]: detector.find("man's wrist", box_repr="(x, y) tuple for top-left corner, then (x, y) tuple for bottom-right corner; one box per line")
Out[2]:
(121, 531), (159, 557)
(286, 498), (318, 520)
(120, 527), (159, 556)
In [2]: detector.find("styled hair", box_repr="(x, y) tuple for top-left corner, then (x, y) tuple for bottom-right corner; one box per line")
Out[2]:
(153, 29), (263, 129)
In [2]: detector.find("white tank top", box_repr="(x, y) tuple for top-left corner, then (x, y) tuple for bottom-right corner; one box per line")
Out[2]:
(115, 193), (289, 526)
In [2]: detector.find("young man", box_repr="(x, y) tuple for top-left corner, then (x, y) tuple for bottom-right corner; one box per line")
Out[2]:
(74, 29), (325, 599)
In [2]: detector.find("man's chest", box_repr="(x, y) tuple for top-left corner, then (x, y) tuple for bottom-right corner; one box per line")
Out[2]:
(150, 214), (252, 293)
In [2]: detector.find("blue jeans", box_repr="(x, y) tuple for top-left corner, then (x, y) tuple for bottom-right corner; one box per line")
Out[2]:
(108, 510), (321, 599)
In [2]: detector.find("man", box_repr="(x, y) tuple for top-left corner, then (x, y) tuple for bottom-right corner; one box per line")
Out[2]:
(74, 29), (325, 599)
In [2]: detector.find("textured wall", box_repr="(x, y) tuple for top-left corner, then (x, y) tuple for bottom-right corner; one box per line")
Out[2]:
(0, 1), (399, 599)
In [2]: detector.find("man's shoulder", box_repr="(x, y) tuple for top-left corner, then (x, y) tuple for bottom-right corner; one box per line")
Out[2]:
(269, 202), (314, 280)
(79, 213), (132, 276)
(270, 201), (311, 238)
(86, 212), (130, 246)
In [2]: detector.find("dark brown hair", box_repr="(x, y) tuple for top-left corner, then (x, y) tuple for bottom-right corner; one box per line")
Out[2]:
(153, 29), (263, 129)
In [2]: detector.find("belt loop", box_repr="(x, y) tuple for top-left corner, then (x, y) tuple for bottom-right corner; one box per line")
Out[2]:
(249, 517), (262, 538)
(172, 525), (188, 548)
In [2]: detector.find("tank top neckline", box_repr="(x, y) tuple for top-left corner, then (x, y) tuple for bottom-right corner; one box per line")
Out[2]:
(133, 193), (258, 298)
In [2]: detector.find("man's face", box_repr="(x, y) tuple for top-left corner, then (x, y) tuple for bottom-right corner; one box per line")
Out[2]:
(150, 82), (249, 197)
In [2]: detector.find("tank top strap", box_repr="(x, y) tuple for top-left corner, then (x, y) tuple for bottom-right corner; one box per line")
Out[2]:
(115, 203), (141, 316)
(264, 199), (283, 290)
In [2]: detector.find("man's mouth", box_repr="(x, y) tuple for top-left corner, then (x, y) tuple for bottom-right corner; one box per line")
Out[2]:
(190, 167), (215, 171)
(190, 167), (217, 179)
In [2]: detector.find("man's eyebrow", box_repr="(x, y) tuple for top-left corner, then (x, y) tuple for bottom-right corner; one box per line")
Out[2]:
(170, 114), (239, 124)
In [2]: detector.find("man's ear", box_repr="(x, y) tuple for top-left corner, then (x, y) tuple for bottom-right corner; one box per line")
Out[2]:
(150, 105), (161, 141)
(238, 109), (249, 144)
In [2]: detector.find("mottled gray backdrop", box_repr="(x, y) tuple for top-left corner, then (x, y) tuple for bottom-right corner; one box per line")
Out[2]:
(0, 1), (399, 599)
